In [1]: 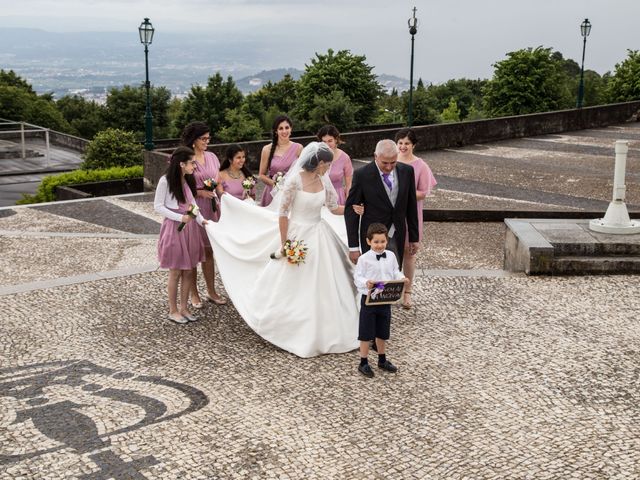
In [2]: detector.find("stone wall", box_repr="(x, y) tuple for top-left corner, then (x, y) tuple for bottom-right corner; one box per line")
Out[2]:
(144, 101), (640, 189)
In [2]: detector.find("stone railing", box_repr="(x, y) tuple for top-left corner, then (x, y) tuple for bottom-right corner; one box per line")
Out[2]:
(144, 101), (640, 189)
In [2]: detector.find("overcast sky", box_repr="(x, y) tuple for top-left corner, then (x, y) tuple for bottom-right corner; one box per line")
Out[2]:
(2, 0), (639, 82)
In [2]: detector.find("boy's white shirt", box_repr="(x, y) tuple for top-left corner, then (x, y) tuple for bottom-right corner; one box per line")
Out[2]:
(354, 249), (404, 296)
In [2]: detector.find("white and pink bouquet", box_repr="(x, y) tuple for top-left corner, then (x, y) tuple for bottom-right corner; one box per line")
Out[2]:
(178, 204), (200, 232)
(202, 177), (218, 212)
(272, 171), (285, 193)
(242, 176), (257, 199)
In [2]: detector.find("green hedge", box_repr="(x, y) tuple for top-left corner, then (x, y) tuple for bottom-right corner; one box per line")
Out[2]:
(17, 165), (143, 204)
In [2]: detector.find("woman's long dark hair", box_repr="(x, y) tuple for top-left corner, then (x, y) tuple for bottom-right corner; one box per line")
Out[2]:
(165, 146), (196, 204)
(266, 115), (293, 172)
(221, 144), (253, 178)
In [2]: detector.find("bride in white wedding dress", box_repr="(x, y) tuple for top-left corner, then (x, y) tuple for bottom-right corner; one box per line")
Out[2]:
(205, 142), (359, 358)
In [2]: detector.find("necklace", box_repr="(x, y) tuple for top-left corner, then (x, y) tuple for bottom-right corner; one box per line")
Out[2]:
(227, 170), (242, 179)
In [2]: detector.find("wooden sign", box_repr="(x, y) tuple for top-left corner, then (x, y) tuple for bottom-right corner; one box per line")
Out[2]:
(365, 280), (406, 306)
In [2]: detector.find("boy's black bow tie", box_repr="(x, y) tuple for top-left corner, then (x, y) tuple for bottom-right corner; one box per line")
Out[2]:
(376, 252), (386, 261)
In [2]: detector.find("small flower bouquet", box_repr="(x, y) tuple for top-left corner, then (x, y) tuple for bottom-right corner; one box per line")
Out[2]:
(242, 176), (257, 199)
(283, 239), (307, 265)
(270, 239), (308, 265)
(272, 171), (285, 193)
(178, 204), (200, 232)
(203, 177), (218, 212)
(369, 282), (386, 300)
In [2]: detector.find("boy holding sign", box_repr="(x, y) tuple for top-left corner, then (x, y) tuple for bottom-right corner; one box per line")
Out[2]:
(354, 223), (409, 378)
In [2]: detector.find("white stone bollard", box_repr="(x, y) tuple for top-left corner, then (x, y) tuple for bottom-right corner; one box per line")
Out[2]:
(589, 140), (640, 234)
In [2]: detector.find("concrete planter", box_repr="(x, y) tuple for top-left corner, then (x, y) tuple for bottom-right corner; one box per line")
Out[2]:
(55, 178), (143, 201)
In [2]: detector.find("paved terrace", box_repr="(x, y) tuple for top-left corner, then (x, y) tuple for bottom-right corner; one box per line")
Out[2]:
(1, 122), (640, 479)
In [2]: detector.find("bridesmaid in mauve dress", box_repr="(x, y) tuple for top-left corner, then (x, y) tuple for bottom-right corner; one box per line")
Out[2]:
(258, 115), (303, 206)
(317, 124), (354, 205)
(180, 122), (227, 308)
(395, 128), (437, 310)
(218, 144), (257, 201)
(154, 146), (208, 324)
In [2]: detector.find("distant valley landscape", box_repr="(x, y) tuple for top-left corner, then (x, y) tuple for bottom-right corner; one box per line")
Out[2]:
(0, 27), (411, 101)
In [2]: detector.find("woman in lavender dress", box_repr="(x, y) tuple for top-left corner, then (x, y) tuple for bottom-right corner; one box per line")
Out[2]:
(180, 122), (227, 307)
(258, 115), (303, 206)
(218, 144), (257, 201)
(317, 125), (353, 205)
(154, 147), (208, 324)
(395, 128), (437, 310)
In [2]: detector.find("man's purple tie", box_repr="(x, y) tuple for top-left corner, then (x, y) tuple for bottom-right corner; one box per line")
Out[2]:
(382, 173), (393, 190)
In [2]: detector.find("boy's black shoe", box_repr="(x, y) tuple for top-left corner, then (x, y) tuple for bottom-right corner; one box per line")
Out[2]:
(378, 360), (398, 373)
(358, 364), (375, 378)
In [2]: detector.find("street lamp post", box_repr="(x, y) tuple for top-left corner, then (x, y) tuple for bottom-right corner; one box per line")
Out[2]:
(576, 18), (591, 109)
(407, 7), (418, 127)
(139, 18), (155, 150)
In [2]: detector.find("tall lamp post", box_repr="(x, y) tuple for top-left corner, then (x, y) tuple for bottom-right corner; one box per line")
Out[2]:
(407, 7), (418, 127)
(576, 18), (591, 109)
(139, 18), (155, 150)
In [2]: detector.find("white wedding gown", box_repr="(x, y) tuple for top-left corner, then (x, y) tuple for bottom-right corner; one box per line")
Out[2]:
(205, 174), (359, 358)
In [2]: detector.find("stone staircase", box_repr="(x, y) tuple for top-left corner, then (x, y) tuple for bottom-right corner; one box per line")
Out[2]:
(504, 219), (640, 275)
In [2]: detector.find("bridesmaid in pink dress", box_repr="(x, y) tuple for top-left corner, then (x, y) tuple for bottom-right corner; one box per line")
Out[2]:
(317, 125), (354, 205)
(180, 122), (227, 308)
(218, 144), (257, 201)
(154, 147), (208, 324)
(258, 115), (303, 206)
(395, 128), (437, 309)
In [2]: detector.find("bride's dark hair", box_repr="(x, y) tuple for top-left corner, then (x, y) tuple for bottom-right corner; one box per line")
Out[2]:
(300, 143), (333, 172)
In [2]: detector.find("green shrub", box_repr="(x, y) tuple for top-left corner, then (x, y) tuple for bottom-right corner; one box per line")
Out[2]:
(82, 128), (142, 169)
(17, 165), (143, 204)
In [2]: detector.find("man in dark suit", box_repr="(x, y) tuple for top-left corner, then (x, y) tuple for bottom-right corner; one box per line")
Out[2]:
(345, 139), (419, 268)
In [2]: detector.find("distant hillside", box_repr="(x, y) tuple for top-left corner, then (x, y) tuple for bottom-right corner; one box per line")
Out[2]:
(236, 68), (303, 94)
(235, 69), (411, 94)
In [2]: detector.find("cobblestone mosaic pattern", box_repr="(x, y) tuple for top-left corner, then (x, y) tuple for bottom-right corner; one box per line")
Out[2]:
(2, 272), (639, 479)
(0, 236), (156, 287)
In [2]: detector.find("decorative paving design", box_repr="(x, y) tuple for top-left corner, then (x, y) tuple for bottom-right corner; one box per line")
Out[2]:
(0, 360), (208, 479)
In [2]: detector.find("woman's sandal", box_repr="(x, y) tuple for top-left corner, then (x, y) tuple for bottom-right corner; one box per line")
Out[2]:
(402, 291), (413, 310)
(190, 299), (204, 309)
(204, 293), (227, 306)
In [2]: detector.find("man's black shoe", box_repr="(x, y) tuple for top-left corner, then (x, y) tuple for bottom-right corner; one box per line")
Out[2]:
(358, 363), (375, 378)
(377, 360), (398, 373)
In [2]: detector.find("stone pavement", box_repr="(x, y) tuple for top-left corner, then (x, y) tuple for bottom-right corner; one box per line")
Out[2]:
(1, 194), (640, 479)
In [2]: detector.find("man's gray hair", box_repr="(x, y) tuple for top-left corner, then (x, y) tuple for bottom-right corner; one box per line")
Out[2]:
(374, 139), (398, 157)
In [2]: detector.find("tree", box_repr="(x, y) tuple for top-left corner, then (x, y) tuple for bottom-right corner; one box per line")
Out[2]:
(423, 78), (487, 119)
(56, 95), (106, 139)
(253, 74), (298, 114)
(81, 128), (143, 170)
(440, 98), (461, 123)
(401, 80), (438, 125)
(0, 69), (35, 94)
(375, 88), (404, 124)
(483, 47), (573, 117)
(606, 50), (640, 103)
(104, 85), (172, 140)
(294, 49), (383, 128)
(176, 72), (243, 136)
(303, 90), (359, 133)
(0, 86), (71, 132)
(217, 107), (263, 142)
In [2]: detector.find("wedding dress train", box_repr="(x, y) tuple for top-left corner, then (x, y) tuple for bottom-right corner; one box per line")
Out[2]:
(205, 176), (359, 358)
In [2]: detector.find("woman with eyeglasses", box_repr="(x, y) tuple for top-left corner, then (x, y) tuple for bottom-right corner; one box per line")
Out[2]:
(180, 121), (227, 308)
